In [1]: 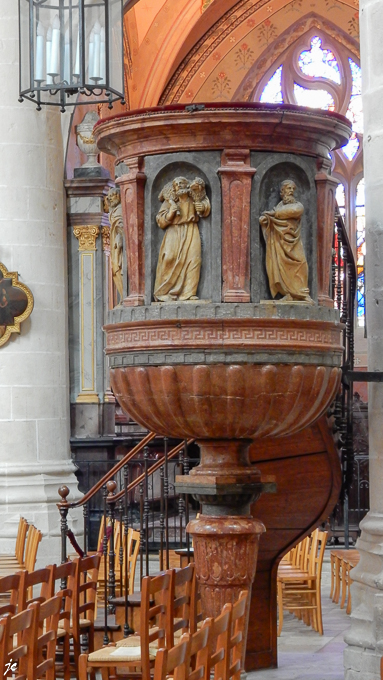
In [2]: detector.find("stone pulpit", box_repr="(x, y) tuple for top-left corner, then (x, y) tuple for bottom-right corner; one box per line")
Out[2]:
(94, 103), (351, 670)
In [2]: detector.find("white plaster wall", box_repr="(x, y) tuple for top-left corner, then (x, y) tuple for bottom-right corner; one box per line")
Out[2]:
(0, 1), (81, 565)
(344, 2), (383, 678)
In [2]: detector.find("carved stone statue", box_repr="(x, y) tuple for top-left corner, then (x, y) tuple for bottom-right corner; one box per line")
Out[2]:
(105, 187), (124, 301)
(154, 176), (211, 302)
(259, 179), (313, 303)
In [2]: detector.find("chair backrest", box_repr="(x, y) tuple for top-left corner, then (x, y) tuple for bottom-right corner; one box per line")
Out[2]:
(153, 638), (189, 680)
(0, 573), (22, 616)
(313, 530), (328, 582)
(184, 617), (212, 680)
(71, 554), (100, 638)
(27, 595), (62, 680)
(0, 608), (35, 680)
(208, 606), (231, 680)
(24, 526), (43, 573)
(18, 566), (52, 611)
(139, 570), (173, 680)
(127, 528), (140, 594)
(15, 517), (29, 565)
(48, 561), (76, 634)
(170, 564), (195, 645)
(228, 591), (249, 680)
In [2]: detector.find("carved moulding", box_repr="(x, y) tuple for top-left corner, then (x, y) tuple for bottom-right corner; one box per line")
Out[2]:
(188, 515), (265, 618)
(0, 262), (34, 348)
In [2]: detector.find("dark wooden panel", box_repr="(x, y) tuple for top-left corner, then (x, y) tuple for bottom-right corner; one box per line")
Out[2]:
(245, 415), (341, 672)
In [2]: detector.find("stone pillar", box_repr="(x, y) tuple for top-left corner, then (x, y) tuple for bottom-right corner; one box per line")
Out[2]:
(66, 177), (116, 437)
(344, 2), (383, 677)
(0, 1), (80, 564)
(218, 149), (256, 303)
(315, 161), (339, 307)
(116, 158), (146, 307)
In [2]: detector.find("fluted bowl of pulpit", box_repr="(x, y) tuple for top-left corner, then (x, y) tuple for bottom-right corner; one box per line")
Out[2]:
(106, 314), (343, 440)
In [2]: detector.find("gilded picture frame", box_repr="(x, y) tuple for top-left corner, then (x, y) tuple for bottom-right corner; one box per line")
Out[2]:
(0, 262), (34, 348)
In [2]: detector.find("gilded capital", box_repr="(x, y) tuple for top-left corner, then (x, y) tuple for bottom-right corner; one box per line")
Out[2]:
(73, 225), (100, 251)
(101, 225), (111, 251)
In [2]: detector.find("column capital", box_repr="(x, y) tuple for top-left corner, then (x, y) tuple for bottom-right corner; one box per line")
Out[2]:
(101, 225), (111, 251)
(73, 225), (100, 251)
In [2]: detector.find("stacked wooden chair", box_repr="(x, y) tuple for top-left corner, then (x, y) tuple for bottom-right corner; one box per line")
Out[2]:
(78, 563), (249, 680)
(0, 553), (101, 680)
(330, 548), (360, 615)
(277, 528), (328, 635)
(0, 517), (29, 570)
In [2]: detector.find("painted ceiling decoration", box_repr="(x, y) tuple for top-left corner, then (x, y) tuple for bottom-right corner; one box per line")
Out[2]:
(159, 1), (359, 106)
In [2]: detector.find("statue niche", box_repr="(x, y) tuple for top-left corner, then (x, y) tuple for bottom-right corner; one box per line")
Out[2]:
(154, 176), (211, 302)
(105, 186), (124, 302)
(259, 179), (313, 303)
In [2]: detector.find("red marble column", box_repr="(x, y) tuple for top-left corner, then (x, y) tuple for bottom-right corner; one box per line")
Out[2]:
(218, 150), (256, 303)
(117, 157), (146, 307)
(315, 164), (339, 307)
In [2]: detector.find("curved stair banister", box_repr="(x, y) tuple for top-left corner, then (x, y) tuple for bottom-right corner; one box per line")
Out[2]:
(57, 431), (157, 561)
(108, 438), (195, 505)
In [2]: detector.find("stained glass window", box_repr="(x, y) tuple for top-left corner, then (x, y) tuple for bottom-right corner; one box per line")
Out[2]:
(298, 37), (341, 84)
(346, 59), (363, 135)
(356, 178), (365, 327)
(336, 183), (346, 219)
(342, 133), (360, 161)
(294, 83), (335, 110)
(260, 65), (283, 104)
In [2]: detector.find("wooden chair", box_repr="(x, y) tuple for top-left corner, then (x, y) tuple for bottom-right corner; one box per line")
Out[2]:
(0, 517), (29, 568)
(18, 566), (52, 610)
(0, 607), (35, 680)
(183, 618), (212, 680)
(0, 573), (22, 615)
(152, 638), (189, 680)
(277, 529), (328, 635)
(227, 590), (249, 680)
(28, 595), (62, 680)
(207, 605), (231, 680)
(79, 570), (173, 680)
(0, 525), (42, 578)
(71, 554), (100, 673)
(171, 564), (196, 644)
(48, 560), (76, 680)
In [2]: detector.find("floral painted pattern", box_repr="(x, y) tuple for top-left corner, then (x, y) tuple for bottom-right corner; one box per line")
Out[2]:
(234, 43), (255, 70)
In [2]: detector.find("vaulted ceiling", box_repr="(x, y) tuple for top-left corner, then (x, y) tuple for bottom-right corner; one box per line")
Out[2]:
(123, 0), (359, 109)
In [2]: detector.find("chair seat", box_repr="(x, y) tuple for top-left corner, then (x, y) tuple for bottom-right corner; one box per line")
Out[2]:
(88, 642), (158, 663)
(116, 634), (160, 650)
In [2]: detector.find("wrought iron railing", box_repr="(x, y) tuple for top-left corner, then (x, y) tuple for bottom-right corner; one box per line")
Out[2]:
(330, 209), (358, 547)
(57, 432), (198, 642)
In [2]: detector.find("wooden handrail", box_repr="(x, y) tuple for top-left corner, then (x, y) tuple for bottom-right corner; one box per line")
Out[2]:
(108, 438), (195, 503)
(59, 431), (157, 509)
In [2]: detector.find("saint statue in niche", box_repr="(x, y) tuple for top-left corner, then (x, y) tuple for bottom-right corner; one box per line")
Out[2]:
(259, 179), (313, 303)
(105, 186), (124, 301)
(154, 176), (211, 302)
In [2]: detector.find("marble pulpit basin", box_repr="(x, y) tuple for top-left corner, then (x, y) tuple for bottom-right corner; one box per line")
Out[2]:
(94, 103), (351, 669)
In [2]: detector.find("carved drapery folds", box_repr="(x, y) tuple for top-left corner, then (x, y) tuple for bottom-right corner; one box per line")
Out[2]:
(105, 187), (124, 302)
(259, 179), (313, 303)
(219, 149), (256, 303)
(154, 176), (211, 302)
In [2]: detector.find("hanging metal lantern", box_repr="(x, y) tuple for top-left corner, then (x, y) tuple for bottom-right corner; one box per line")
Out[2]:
(18, 0), (125, 111)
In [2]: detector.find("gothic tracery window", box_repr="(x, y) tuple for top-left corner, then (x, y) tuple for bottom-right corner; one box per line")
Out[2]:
(257, 33), (365, 326)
